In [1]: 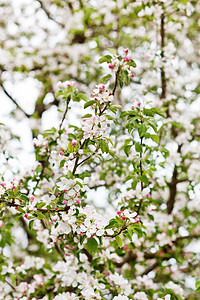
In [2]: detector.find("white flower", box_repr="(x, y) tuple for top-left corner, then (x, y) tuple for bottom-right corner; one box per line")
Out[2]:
(37, 229), (49, 247)
(134, 291), (148, 300)
(123, 209), (137, 222)
(165, 282), (184, 297)
(113, 296), (129, 300)
(1, 263), (14, 275)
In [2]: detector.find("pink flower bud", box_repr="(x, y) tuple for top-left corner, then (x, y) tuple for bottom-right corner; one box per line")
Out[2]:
(125, 48), (129, 54)
(122, 216), (126, 220)
(15, 206), (18, 210)
(59, 151), (63, 155)
(12, 186), (16, 189)
(131, 74), (134, 77)
(62, 200), (67, 204)
(71, 140), (77, 146)
(109, 64), (114, 69)
(147, 193), (150, 198)
(117, 211), (121, 215)
(123, 246), (128, 250)
(123, 57), (130, 62)
(77, 200), (82, 204)
(135, 217), (140, 223)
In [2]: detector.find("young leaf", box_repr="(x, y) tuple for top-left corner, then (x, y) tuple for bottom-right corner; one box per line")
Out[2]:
(100, 74), (112, 83)
(86, 237), (98, 255)
(100, 139), (109, 153)
(78, 93), (88, 101)
(84, 100), (96, 109)
(99, 55), (112, 64)
(115, 235), (123, 248)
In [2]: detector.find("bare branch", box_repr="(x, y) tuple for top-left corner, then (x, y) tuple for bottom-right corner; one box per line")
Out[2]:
(35, 0), (64, 28)
(0, 83), (30, 118)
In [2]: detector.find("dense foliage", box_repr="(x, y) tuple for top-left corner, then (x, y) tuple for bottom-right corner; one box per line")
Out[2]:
(0, 0), (199, 299)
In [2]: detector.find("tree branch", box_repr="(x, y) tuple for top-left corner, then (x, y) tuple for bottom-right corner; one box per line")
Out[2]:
(160, 12), (166, 100)
(59, 97), (71, 129)
(35, 0), (64, 28)
(5, 279), (16, 291)
(167, 167), (178, 214)
(41, 220), (66, 262)
(0, 83), (30, 118)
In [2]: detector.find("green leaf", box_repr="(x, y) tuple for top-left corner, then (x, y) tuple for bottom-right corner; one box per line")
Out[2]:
(124, 145), (132, 157)
(195, 287), (200, 294)
(116, 216), (124, 225)
(60, 159), (65, 168)
(132, 227), (143, 237)
(147, 120), (157, 132)
(18, 206), (24, 213)
(86, 237), (98, 255)
(72, 95), (80, 102)
(99, 55), (112, 64)
(112, 105), (122, 108)
(128, 59), (137, 68)
(151, 107), (165, 117)
(135, 142), (142, 153)
(37, 202), (46, 209)
(118, 78), (123, 88)
(81, 114), (92, 118)
(100, 74), (112, 83)
(84, 100), (96, 109)
(138, 124), (147, 138)
(35, 165), (43, 173)
(125, 228), (133, 241)
(29, 219), (34, 230)
(139, 175), (149, 185)
(115, 235), (123, 248)
(100, 139), (109, 153)
(20, 195), (29, 202)
(78, 93), (88, 101)
(105, 219), (118, 229)
(108, 48), (117, 55)
(179, 0), (187, 4)
(195, 279), (200, 289)
(149, 134), (159, 143)
(131, 179), (138, 189)
(36, 211), (46, 220)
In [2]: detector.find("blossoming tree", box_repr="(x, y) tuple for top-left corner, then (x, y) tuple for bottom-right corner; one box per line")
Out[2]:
(0, 0), (200, 300)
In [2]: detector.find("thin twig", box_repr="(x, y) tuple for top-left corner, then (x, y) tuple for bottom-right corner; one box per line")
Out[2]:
(112, 69), (119, 96)
(41, 220), (66, 262)
(137, 135), (144, 214)
(5, 279), (16, 291)
(59, 97), (71, 129)
(35, 0), (64, 27)
(0, 83), (30, 118)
